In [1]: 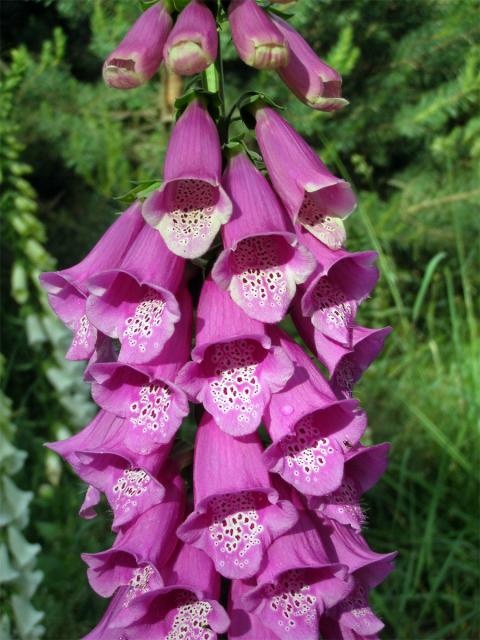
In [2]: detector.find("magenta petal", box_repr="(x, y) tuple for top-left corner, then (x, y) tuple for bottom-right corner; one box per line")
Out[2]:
(228, 0), (289, 69)
(103, 2), (173, 89)
(164, 0), (217, 76)
(273, 15), (348, 112)
(177, 414), (298, 579)
(143, 100), (232, 258)
(89, 363), (189, 453)
(81, 475), (184, 597)
(264, 423), (345, 497)
(213, 153), (315, 323)
(75, 451), (166, 531)
(299, 232), (379, 347)
(177, 280), (293, 436)
(87, 226), (185, 364)
(255, 108), (356, 236)
(79, 485), (101, 520)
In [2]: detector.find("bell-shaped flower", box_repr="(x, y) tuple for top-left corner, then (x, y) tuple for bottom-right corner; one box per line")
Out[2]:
(47, 410), (172, 531)
(81, 473), (185, 597)
(143, 99), (232, 258)
(87, 293), (191, 453)
(273, 15), (348, 112)
(263, 330), (368, 496)
(40, 203), (144, 360)
(323, 523), (396, 639)
(254, 107), (357, 246)
(102, 2), (173, 89)
(292, 305), (392, 398)
(177, 413), (298, 579)
(100, 544), (230, 639)
(86, 224), (184, 365)
(308, 444), (390, 532)
(177, 278), (293, 436)
(212, 152), (315, 323)
(228, 579), (280, 639)
(164, 0), (217, 76)
(242, 512), (352, 640)
(228, 0), (289, 69)
(298, 229), (379, 347)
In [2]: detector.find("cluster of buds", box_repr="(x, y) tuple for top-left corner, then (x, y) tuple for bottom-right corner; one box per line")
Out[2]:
(42, 1), (395, 638)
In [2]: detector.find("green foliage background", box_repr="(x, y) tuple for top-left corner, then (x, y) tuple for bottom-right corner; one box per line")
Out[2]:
(1, 1), (479, 638)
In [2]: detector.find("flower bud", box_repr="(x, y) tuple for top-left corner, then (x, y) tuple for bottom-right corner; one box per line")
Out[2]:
(103, 2), (172, 89)
(228, 0), (289, 69)
(164, 0), (217, 76)
(273, 15), (348, 111)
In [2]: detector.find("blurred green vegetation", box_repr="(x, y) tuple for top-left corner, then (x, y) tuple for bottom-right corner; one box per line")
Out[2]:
(1, 0), (479, 638)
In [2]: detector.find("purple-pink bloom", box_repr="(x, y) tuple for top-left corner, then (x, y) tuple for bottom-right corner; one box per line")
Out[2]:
(164, 0), (217, 76)
(263, 330), (367, 495)
(143, 100), (232, 258)
(107, 543), (230, 639)
(40, 202), (144, 360)
(272, 15), (348, 112)
(291, 305), (392, 398)
(81, 473), (184, 597)
(242, 512), (352, 639)
(102, 2), (173, 89)
(322, 523), (396, 638)
(87, 288), (191, 453)
(86, 224), (184, 365)
(212, 152), (315, 323)
(255, 107), (357, 247)
(298, 229), (379, 347)
(228, 0), (289, 69)
(177, 413), (298, 579)
(176, 278), (293, 436)
(308, 444), (390, 532)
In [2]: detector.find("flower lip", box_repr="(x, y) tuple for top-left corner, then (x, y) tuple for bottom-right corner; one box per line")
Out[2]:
(143, 179), (232, 260)
(191, 332), (272, 363)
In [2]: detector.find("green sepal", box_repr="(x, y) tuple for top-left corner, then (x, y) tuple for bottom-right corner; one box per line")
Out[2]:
(174, 87), (222, 122)
(114, 180), (162, 204)
(237, 92), (284, 130)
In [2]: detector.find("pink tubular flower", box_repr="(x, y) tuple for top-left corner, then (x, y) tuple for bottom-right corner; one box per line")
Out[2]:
(298, 229), (379, 346)
(86, 224), (184, 365)
(176, 278), (293, 436)
(272, 15), (348, 112)
(39, 203), (144, 360)
(242, 512), (352, 640)
(103, 544), (230, 639)
(212, 152), (315, 323)
(164, 0), (217, 76)
(323, 523), (396, 638)
(308, 443), (390, 532)
(228, 0), (289, 69)
(291, 304), (392, 398)
(143, 100), (232, 258)
(177, 413), (298, 579)
(81, 473), (184, 597)
(102, 2), (173, 89)
(87, 299), (191, 454)
(47, 412), (170, 530)
(263, 330), (368, 496)
(255, 107), (357, 246)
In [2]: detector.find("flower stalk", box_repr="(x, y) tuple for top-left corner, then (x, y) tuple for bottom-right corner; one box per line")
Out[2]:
(42, 3), (395, 638)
